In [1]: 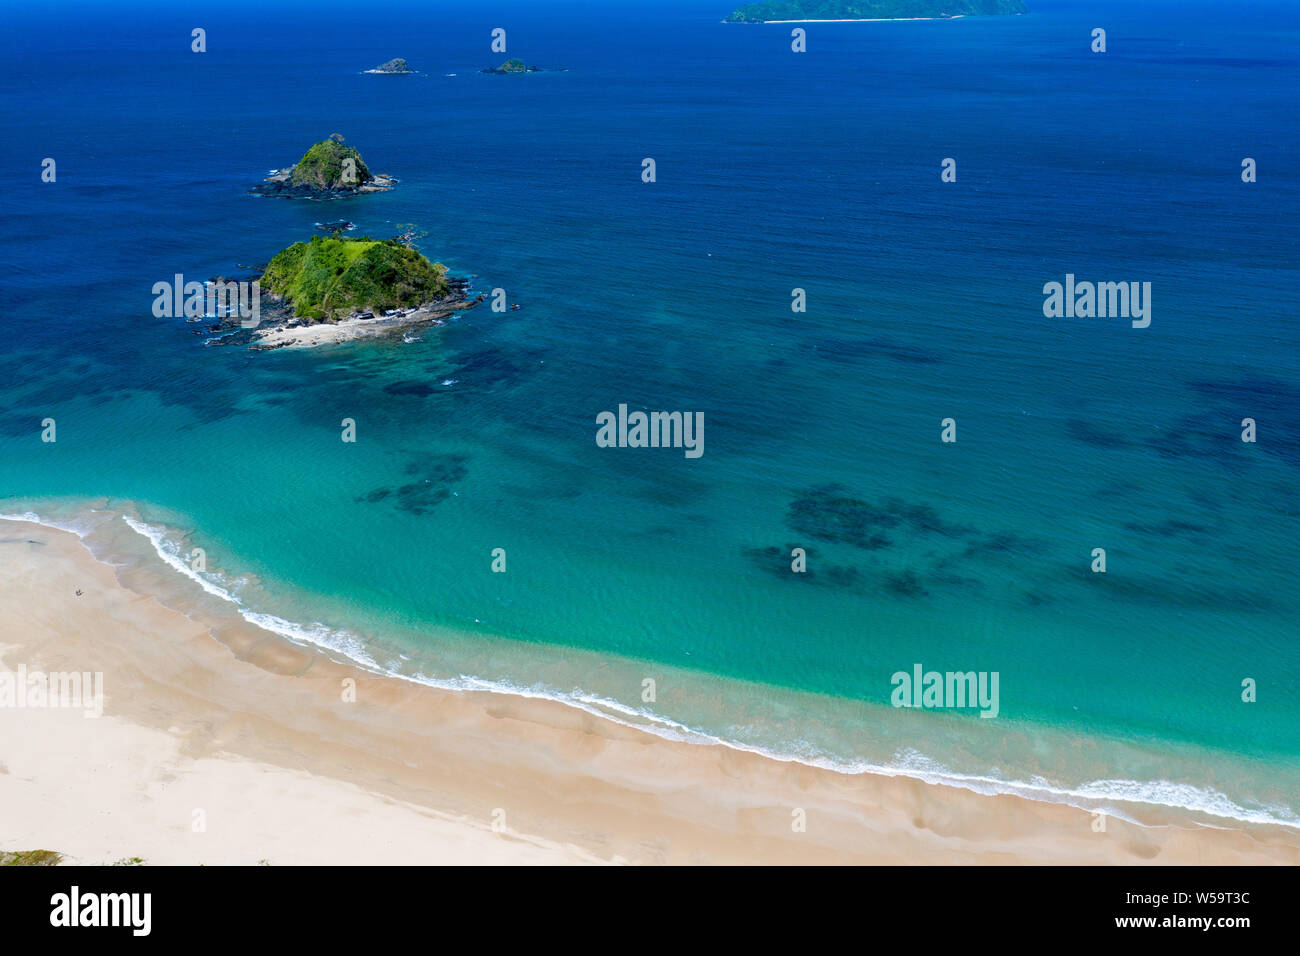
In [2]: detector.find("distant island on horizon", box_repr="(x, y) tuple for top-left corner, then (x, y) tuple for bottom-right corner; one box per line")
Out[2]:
(481, 58), (568, 74)
(484, 58), (539, 74)
(365, 57), (413, 74)
(726, 0), (1026, 22)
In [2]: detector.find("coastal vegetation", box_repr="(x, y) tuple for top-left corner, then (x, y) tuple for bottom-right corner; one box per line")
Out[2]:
(253, 136), (394, 199)
(261, 236), (449, 322)
(1, 849), (63, 866)
(725, 0), (1027, 22)
(290, 138), (373, 189)
(485, 58), (538, 73)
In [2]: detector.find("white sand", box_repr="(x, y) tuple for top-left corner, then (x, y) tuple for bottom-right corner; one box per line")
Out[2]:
(3, 518), (1298, 866)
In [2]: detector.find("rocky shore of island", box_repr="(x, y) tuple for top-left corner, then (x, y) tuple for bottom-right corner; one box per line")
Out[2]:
(364, 57), (414, 74)
(196, 275), (482, 350)
(251, 289), (483, 350)
(194, 234), (484, 350)
(251, 137), (395, 200)
(481, 58), (566, 74)
(254, 168), (396, 200)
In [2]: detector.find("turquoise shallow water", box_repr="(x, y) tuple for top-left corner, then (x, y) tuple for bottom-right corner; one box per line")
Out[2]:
(2, 0), (1299, 826)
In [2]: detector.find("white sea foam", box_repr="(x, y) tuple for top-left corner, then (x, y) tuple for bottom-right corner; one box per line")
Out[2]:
(119, 515), (381, 669)
(6, 507), (1298, 833)
(1, 511), (91, 536)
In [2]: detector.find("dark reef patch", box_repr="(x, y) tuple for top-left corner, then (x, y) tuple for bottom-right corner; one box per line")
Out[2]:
(1075, 563), (1272, 612)
(391, 481), (452, 515)
(785, 485), (973, 549)
(771, 484), (1064, 603)
(929, 569), (982, 590)
(402, 452), (470, 483)
(1190, 377), (1300, 408)
(807, 336), (943, 366)
(1066, 417), (1132, 449)
(1143, 415), (1252, 469)
(884, 569), (928, 598)
(450, 347), (527, 391)
(957, 530), (1047, 563)
(354, 453), (469, 514)
(1122, 518), (1212, 538)
(742, 543), (861, 589)
(383, 380), (439, 398)
(1187, 378), (1300, 468)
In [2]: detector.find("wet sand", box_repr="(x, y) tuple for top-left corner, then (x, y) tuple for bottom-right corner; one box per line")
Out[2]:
(3, 518), (1298, 866)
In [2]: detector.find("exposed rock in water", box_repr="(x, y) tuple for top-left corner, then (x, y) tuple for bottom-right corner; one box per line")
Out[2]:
(366, 58), (413, 74)
(482, 58), (541, 74)
(251, 138), (395, 200)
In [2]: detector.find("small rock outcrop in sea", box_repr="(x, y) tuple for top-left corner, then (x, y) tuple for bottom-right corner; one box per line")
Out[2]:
(252, 137), (395, 200)
(365, 58), (413, 74)
(481, 58), (541, 74)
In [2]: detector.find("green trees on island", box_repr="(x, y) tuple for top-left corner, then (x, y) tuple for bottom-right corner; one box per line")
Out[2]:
(261, 236), (449, 321)
(486, 58), (539, 73)
(289, 139), (373, 189)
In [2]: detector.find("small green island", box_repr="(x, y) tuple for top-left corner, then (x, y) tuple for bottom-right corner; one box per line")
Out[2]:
(365, 57), (413, 74)
(253, 136), (396, 200)
(482, 58), (540, 74)
(262, 236), (449, 321)
(204, 235), (482, 350)
(726, 0), (1026, 22)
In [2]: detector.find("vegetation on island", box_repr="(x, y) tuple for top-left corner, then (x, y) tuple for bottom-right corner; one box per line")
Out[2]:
(261, 236), (449, 322)
(0, 850), (150, 866)
(726, 0), (1026, 22)
(369, 57), (412, 73)
(289, 138), (374, 190)
(488, 58), (538, 73)
(2, 849), (64, 866)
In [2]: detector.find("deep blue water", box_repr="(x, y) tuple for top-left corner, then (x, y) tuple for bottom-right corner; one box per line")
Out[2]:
(2, 0), (1299, 826)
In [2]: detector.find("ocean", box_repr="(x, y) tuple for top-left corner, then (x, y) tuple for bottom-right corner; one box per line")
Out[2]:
(2, 0), (1298, 828)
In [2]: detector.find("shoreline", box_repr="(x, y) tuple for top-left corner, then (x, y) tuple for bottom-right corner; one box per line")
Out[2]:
(252, 169), (397, 199)
(198, 272), (483, 350)
(249, 295), (479, 350)
(3, 513), (1300, 865)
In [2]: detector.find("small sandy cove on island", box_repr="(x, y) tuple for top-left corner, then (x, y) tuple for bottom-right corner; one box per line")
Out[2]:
(251, 302), (451, 349)
(2, 519), (1298, 866)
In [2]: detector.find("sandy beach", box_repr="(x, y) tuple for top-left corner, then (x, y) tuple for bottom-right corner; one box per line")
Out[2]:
(2, 517), (1298, 866)
(251, 305), (449, 350)
(249, 295), (482, 349)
